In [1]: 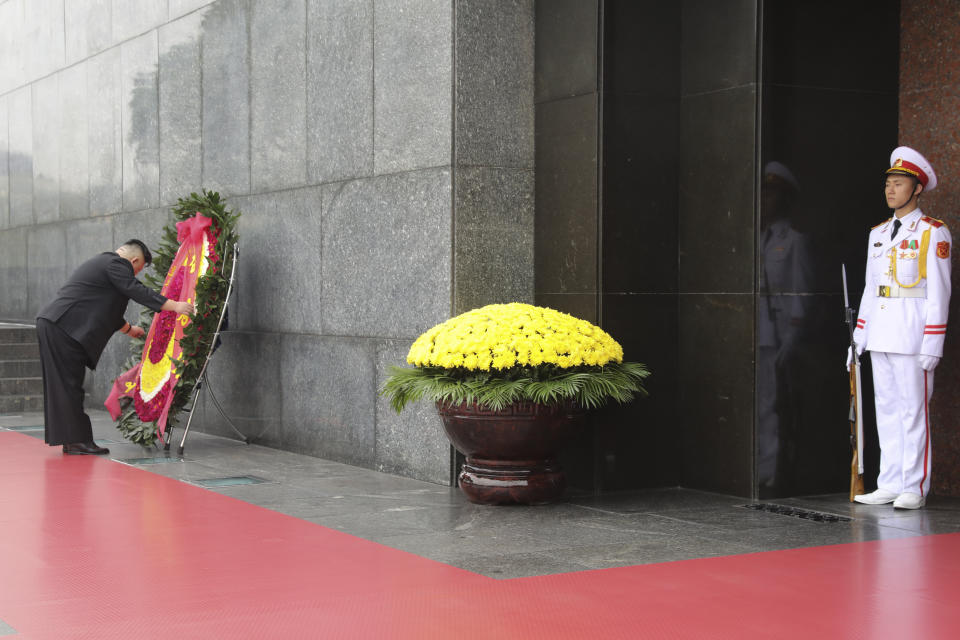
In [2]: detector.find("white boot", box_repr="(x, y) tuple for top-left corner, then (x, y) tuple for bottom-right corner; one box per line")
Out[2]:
(893, 493), (926, 509)
(853, 489), (898, 505)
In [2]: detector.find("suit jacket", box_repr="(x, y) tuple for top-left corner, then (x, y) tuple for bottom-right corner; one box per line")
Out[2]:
(37, 252), (167, 369)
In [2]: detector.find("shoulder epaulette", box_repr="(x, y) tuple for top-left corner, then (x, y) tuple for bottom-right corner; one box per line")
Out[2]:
(871, 220), (888, 230)
(922, 216), (946, 228)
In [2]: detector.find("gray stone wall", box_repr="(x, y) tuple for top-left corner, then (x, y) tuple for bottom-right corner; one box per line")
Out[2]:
(0, 0), (534, 485)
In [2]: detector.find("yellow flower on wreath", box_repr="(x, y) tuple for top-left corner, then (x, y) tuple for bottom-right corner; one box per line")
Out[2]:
(139, 330), (178, 400)
(407, 303), (624, 371)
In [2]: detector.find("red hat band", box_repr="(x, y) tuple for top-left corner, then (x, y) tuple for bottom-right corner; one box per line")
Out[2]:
(888, 158), (929, 187)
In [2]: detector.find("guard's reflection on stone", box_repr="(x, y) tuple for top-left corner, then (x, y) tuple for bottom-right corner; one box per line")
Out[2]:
(757, 162), (814, 493)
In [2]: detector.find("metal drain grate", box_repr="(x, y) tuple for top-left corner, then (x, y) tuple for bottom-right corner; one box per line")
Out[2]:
(740, 503), (851, 523)
(120, 456), (184, 465)
(191, 476), (269, 487)
(3, 425), (43, 432)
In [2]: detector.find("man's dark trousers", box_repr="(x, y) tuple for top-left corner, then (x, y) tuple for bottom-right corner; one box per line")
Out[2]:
(36, 318), (94, 446)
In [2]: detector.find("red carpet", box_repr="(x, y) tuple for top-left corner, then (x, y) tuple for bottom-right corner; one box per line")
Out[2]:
(1, 430), (959, 639)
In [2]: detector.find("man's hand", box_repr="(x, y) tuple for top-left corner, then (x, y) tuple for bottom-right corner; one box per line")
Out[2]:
(128, 326), (145, 339)
(161, 299), (196, 316)
(918, 355), (940, 371)
(173, 301), (196, 316)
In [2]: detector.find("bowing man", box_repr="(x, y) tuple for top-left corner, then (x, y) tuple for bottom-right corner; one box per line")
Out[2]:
(36, 240), (195, 455)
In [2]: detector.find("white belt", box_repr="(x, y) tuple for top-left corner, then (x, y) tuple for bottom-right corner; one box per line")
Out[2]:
(877, 285), (926, 298)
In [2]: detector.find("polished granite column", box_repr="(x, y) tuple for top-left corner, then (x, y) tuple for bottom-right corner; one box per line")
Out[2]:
(758, 0), (899, 498)
(536, 0), (756, 495)
(536, 0), (904, 499)
(676, 0), (759, 497)
(900, 0), (960, 497)
(453, 0), (534, 314)
(534, 0), (601, 325)
(594, 0), (682, 491)
(534, 0), (601, 488)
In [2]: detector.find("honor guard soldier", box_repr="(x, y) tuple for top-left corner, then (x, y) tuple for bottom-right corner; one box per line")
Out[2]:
(849, 147), (952, 509)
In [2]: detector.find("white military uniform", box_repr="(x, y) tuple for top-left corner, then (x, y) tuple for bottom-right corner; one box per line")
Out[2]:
(853, 208), (951, 498)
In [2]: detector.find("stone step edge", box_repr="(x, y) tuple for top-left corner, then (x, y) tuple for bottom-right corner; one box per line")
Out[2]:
(0, 348), (42, 359)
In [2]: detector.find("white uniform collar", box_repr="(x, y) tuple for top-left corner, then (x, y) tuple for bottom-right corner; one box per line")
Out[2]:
(898, 208), (923, 232)
(879, 208), (923, 233)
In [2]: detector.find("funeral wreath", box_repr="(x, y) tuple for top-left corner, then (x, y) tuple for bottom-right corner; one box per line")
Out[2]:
(114, 190), (240, 446)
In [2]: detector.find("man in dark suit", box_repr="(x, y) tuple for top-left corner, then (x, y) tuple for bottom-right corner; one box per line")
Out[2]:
(36, 240), (195, 454)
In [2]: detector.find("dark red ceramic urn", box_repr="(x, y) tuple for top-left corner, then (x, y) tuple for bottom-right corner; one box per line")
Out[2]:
(436, 401), (585, 505)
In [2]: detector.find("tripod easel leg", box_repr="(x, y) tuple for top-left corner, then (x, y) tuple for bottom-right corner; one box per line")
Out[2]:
(178, 379), (205, 455)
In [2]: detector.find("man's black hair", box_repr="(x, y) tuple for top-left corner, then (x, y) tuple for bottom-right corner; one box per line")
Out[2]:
(123, 239), (152, 266)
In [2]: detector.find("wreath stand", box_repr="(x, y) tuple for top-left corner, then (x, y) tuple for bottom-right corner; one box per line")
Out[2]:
(160, 243), (243, 455)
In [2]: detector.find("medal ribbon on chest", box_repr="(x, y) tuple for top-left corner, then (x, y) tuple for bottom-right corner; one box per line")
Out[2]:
(889, 228), (931, 288)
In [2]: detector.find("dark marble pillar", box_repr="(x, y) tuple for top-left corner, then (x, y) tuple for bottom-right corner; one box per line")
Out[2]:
(595, 0), (681, 491)
(536, 0), (757, 495)
(534, 0), (901, 499)
(534, 0), (601, 488)
(677, 0), (759, 497)
(534, 0), (600, 324)
(758, 0), (899, 498)
(535, 0), (683, 492)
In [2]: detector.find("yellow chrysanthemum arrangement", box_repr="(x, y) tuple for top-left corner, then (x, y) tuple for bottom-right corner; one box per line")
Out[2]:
(383, 303), (649, 412)
(407, 303), (623, 370)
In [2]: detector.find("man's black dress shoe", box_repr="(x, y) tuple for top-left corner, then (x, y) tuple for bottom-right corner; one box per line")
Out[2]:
(62, 442), (110, 455)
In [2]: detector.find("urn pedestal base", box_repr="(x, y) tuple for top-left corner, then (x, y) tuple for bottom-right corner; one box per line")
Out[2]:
(437, 401), (584, 506)
(459, 458), (565, 505)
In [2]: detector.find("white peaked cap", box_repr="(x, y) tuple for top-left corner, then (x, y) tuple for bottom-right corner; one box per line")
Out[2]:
(888, 146), (937, 192)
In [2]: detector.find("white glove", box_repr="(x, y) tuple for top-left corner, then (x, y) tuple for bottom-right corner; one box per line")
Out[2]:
(918, 355), (940, 371)
(846, 345), (864, 371)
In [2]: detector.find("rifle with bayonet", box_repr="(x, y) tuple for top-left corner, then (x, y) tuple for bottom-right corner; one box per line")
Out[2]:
(842, 265), (866, 501)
